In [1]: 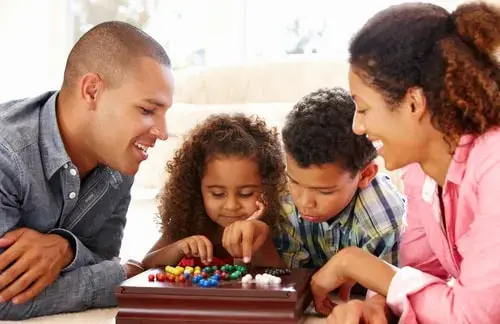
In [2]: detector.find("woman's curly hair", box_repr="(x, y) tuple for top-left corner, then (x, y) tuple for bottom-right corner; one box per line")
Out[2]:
(157, 113), (287, 243)
(348, 1), (500, 148)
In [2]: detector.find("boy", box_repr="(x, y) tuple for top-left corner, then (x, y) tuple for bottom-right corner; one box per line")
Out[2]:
(275, 87), (405, 268)
(223, 87), (405, 270)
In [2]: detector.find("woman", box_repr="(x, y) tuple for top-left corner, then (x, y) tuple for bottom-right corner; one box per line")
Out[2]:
(310, 2), (500, 323)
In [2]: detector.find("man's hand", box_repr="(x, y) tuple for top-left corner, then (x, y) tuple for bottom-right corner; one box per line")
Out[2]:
(326, 294), (390, 324)
(222, 219), (270, 263)
(0, 228), (73, 304)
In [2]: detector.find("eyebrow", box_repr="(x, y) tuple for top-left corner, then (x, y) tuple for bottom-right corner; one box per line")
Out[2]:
(286, 173), (337, 190)
(206, 185), (261, 189)
(143, 98), (168, 108)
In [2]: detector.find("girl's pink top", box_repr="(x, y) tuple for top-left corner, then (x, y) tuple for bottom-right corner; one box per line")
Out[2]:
(387, 131), (500, 323)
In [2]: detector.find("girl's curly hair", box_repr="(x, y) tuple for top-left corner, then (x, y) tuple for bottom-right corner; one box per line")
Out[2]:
(157, 113), (287, 243)
(349, 2), (500, 148)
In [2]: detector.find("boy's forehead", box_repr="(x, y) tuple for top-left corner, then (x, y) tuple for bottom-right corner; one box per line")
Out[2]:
(286, 159), (354, 189)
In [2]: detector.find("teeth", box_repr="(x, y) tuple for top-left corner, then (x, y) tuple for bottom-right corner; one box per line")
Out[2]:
(372, 140), (384, 150)
(135, 143), (148, 153)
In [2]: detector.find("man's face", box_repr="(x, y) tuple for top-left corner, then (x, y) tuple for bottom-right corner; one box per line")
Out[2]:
(91, 57), (175, 175)
(285, 153), (361, 223)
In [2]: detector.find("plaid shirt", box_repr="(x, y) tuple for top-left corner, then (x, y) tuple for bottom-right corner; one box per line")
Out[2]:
(274, 174), (406, 268)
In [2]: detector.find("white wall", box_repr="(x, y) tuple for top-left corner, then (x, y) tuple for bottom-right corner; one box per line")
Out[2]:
(0, 0), (71, 102)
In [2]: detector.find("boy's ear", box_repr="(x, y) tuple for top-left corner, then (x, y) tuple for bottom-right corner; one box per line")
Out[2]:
(358, 161), (378, 189)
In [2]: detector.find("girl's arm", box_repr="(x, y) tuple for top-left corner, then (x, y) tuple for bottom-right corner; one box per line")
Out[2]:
(141, 236), (184, 269)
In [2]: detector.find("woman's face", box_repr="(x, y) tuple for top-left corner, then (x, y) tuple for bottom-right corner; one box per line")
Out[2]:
(348, 66), (431, 171)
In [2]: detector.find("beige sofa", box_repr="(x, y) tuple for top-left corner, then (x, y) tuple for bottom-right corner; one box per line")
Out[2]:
(134, 58), (403, 192)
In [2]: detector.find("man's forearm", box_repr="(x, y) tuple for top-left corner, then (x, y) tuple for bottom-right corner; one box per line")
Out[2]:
(0, 260), (126, 320)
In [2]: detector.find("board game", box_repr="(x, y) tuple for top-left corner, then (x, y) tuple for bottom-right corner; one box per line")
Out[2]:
(115, 265), (315, 324)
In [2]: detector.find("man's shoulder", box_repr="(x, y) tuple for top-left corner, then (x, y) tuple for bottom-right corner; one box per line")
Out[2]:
(0, 92), (55, 154)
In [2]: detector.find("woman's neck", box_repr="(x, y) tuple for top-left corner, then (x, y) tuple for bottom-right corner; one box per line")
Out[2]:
(419, 134), (455, 187)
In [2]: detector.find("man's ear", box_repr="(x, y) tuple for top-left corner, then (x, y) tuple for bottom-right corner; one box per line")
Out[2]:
(358, 160), (378, 189)
(79, 72), (103, 110)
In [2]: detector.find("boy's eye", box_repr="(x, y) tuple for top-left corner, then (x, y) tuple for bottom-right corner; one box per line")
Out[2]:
(318, 190), (334, 195)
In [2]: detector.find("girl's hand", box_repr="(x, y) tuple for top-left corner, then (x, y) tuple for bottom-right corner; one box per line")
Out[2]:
(247, 199), (265, 221)
(176, 235), (213, 265)
(222, 219), (270, 263)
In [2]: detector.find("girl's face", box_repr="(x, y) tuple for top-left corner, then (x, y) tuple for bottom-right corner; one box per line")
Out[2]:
(201, 155), (263, 227)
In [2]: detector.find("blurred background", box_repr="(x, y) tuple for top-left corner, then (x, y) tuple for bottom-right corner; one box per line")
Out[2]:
(0, 0), (470, 261)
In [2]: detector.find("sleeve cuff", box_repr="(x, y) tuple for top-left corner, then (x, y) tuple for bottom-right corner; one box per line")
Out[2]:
(386, 266), (444, 316)
(48, 228), (79, 272)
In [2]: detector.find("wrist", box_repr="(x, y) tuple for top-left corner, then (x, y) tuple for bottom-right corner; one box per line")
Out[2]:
(54, 234), (74, 267)
(338, 247), (395, 296)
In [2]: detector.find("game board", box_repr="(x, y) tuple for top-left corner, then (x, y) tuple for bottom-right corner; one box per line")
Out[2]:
(115, 266), (315, 324)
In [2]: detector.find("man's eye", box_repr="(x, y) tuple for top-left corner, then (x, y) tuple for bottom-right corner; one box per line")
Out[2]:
(140, 107), (154, 115)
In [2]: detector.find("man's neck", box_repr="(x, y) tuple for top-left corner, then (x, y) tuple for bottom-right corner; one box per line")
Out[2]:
(56, 91), (97, 179)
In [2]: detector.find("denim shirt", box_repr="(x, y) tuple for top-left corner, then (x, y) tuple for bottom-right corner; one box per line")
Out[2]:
(0, 92), (133, 320)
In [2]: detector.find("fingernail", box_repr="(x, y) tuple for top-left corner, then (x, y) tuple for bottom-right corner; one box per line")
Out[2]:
(0, 297), (4, 304)
(12, 298), (18, 304)
(243, 257), (250, 263)
(207, 258), (212, 262)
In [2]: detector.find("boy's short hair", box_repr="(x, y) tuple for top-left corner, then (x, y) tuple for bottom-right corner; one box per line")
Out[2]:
(282, 87), (377, 173)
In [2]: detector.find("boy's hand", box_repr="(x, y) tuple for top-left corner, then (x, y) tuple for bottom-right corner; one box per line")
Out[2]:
(176, 235), (213, 264)
(222, 220), (270, 263)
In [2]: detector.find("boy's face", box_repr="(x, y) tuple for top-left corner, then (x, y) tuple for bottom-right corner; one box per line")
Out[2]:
(285, 153), (362, 223)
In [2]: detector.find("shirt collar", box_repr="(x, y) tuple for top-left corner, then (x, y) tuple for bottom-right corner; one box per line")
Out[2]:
(445, 134), (476, 186)
(39, 92), (71, 180)
(325, 190), (358, 227)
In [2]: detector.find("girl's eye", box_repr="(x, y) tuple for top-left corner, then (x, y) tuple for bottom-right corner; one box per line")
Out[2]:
(211, 192), (225, 198)
(238, 192), (254, 198)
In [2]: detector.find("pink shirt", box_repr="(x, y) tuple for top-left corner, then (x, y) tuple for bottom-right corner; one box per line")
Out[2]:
(387, 131), (500, 323)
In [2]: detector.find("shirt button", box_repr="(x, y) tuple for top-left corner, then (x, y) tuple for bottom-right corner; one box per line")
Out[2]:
(69, 169), (77, 176)
(63, 163), (69, 169)
(69, 192), (77, 199)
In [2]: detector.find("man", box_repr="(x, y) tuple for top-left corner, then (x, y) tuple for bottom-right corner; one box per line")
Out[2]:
(0, 21), (174, 319)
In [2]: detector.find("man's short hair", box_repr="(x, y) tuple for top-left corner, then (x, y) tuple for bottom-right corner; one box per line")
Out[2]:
(62, 21), (171, 89)
(282, 87), (377, 173)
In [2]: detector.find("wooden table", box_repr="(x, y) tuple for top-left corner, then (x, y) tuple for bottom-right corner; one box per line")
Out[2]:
(115, 268), (318, 323)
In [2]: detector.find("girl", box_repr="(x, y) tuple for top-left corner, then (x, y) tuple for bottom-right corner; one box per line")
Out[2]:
(309, 2), (500, 324)
(141, 113), (286, 269)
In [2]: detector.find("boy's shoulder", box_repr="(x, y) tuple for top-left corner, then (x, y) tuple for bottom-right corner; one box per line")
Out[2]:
(353, 173), (407, 232)
(279, 193), (301, 226)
